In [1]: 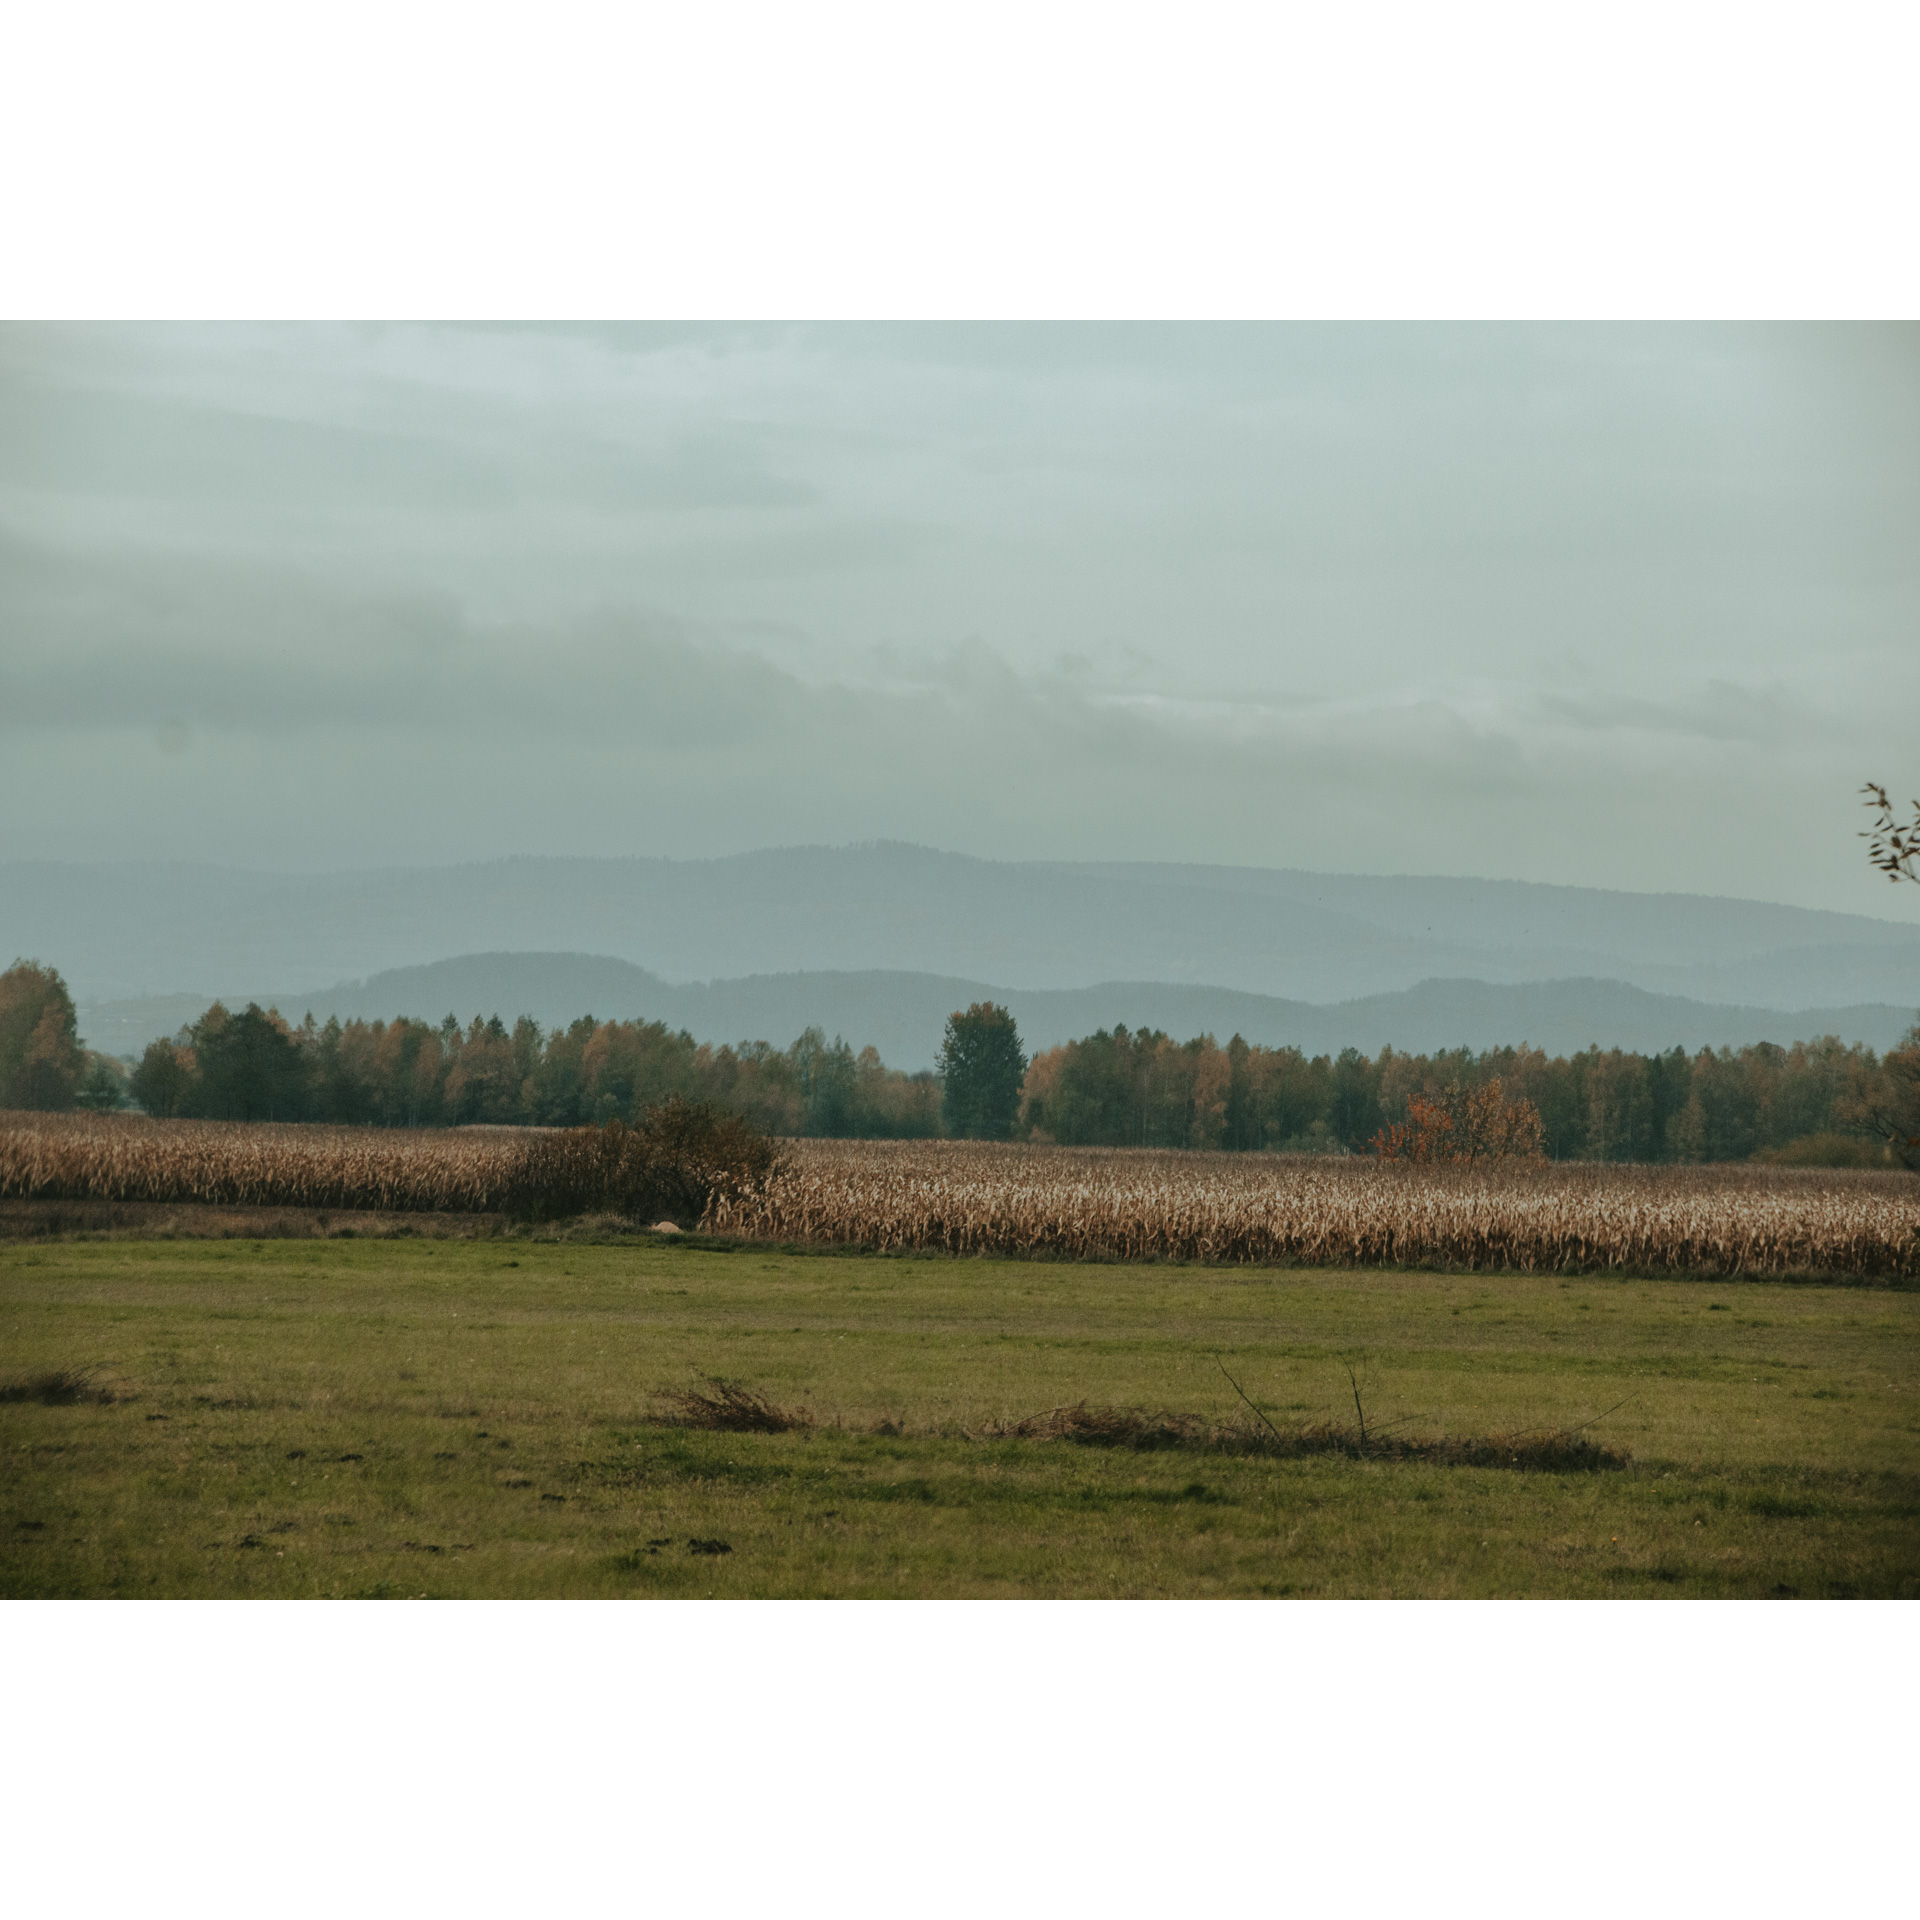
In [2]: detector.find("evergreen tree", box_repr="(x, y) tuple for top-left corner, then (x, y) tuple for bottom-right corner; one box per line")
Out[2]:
(938, 1003), (1026, 1140)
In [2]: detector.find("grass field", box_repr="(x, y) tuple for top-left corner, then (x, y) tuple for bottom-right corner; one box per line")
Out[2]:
(3, 1234), (1915, 1597)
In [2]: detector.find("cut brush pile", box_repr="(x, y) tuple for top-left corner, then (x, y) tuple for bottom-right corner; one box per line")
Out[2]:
(0, 1366), (116, 1406)
(652, 1378), (1628, 1471)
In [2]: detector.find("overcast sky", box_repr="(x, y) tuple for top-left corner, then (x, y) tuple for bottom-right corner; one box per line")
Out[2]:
(2, 322), (1915, 919)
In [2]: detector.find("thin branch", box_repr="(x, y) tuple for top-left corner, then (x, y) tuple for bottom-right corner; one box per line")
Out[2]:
(1216, 1356), (1287, 1445)
(1566, 1389), (1641, 1435)
(1343, 1359), (1368, 1453)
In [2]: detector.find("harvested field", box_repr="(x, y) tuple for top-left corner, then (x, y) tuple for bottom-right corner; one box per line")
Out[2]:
(711, 1139), (1920, 1282)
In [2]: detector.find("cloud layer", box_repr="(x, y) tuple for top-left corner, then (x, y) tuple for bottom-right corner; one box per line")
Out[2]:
(3, 323), (1915, 917)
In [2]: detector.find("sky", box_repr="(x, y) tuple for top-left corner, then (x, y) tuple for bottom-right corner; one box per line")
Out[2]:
(2, 321), (1916, 920)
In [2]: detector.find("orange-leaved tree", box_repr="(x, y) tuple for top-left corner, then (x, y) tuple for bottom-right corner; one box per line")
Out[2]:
(1371, 1078), (1545, 1165)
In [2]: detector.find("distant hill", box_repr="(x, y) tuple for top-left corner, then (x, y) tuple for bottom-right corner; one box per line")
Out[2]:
(75, 951), (1918, 1070)
(12, 842), (1920, 1011)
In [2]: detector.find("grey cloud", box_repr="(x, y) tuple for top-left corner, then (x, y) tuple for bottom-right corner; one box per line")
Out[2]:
(1535, 680), (1844, 747)
(1, 323), (1915, 922)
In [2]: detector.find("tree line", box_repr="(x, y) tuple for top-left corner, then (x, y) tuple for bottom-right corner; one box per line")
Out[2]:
(0, 961), (128, 1113)
(4, 960), (1915, 1167)
(1016, 1023), (1920, 1167)
(125, 999), (945, 1138)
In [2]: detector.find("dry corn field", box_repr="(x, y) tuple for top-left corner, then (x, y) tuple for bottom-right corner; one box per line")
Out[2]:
(4, 1114), (1917, 1279)
(711, 1139), (1920, 1281)
(0, 1111), (545, 1216)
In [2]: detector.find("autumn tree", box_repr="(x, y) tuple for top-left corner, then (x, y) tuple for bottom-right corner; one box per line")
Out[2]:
(0, 960), (86, 1111)
(1839, 1021), (1920, 1171)
(130, 1038), (194, 1118)
(939, 1003), (1027, 1140)
(1372, 1078), (1545, 1164)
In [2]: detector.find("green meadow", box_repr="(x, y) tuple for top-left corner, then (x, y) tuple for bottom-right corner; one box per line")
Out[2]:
(3, 1235), (1915, 1598)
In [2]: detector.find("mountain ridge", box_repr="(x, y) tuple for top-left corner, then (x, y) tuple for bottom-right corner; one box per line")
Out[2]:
(13, 844), (1920, 1012)
(74, 950), (1918, 1071)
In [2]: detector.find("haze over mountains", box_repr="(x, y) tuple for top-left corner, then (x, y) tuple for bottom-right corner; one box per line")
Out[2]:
(71, 952), (1899, 1074)
(6, 845), (1915, 1066)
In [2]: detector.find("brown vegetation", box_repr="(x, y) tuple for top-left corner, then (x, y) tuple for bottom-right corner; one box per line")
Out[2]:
(8, 1113), (1913, 1279)
(1370, 1076), (1545, 1163)
(709, 1139), (1920, 1280)
(988, 1400), (1626, 1471)
(660, 1377), (816, 1433)
(0, 1100), (779, 1224)
(0, 1366), (114, 1406)
(647, 1379), (1627, 1471)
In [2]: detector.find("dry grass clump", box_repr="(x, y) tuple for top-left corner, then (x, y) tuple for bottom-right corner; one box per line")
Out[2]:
(708, 1139), (1920, 1281)
(649, 1381), (1628, 1472)
(983, 1401), (1627, 1471)
(0, 1103), (778, 1223)
(992, 1402), (1211, 1449)
(659, 1377), (815, 1433)
(0, 1366), (114, 1406)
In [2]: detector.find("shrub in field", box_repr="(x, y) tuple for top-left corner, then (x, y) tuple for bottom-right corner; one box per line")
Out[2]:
(660, 1377), (813, 1433)
(1753, 1132), (1893, 1169)
(0, 1366), (113, 1405)
(510, 1099), (783, 1222)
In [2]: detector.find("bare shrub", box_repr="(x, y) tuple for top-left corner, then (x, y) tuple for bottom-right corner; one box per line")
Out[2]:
(0, 1366), (113, 1405)
(659, 1377), (813, 1433)
(984, 1402), (1627, 1471)
(992, 1402), (1210, 1449)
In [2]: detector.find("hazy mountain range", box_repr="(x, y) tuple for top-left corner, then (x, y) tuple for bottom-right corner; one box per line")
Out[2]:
(11, 845), (1913, 1067)
(7, 848), (1912, 1067)
(12, 844), (1920, 1002)
(62, 954), (1912, 1073)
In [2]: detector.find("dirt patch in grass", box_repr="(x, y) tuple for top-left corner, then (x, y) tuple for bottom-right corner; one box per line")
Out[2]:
(0, 1197), (521, 1241)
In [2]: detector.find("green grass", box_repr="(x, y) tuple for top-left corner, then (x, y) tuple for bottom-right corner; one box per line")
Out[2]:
(2, 1236), (1916, 1597)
